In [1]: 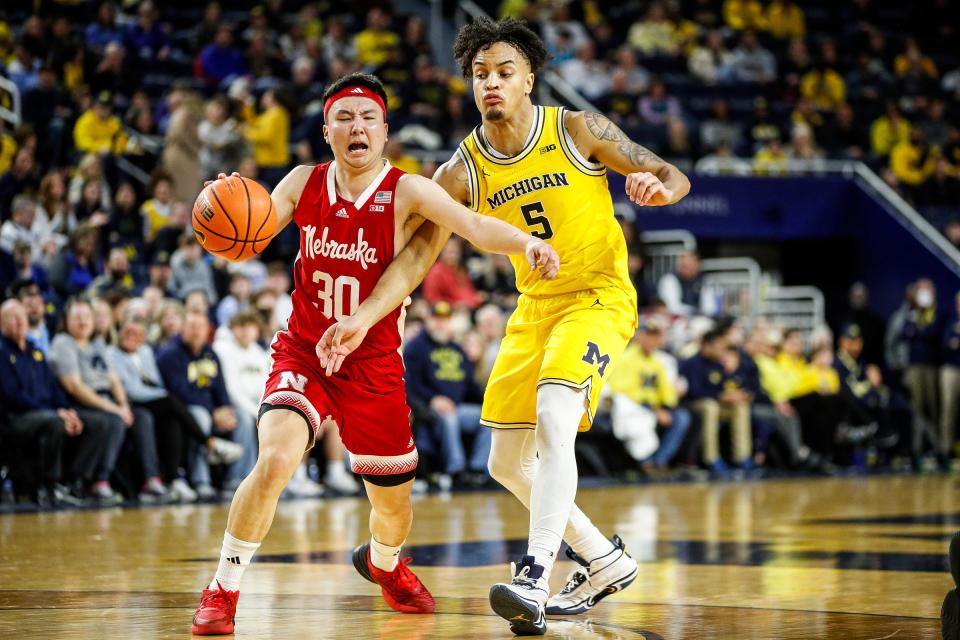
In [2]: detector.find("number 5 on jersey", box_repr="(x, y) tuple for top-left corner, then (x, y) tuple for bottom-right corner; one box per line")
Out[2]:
(312, 270), (359, 321)
(521, 201), (554, 240)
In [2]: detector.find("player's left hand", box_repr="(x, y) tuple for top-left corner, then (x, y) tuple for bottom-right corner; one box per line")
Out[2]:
(525, 239), (560, 280)
(316, 317), (371, 376)
(625, 172), (674, 206)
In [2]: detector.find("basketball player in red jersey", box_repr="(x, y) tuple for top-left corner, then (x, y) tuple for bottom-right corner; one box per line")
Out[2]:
(191, 73), (559, 635)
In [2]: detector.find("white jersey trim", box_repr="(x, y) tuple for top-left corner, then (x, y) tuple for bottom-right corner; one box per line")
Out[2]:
(326, 160), (394, 209)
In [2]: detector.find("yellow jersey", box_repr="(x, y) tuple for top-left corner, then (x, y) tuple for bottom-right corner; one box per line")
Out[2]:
(458, 105), (634, 300)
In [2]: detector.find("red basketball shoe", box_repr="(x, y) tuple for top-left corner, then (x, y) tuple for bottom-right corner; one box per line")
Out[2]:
(352, 543), (436, 613)
(191, 581), (240, 635)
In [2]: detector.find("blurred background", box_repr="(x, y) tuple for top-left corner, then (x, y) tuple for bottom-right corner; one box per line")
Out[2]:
(1, 0), (959, 510)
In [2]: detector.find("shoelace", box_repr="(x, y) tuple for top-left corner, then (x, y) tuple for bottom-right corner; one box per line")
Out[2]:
(386, 558), (423, 593)
(559, 569), (588, 595)
(201, 583), (237, 610)
(512, 565), (542, 591)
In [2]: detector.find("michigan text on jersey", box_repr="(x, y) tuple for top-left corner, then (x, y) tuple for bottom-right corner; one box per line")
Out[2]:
(485, 172), (569, 210)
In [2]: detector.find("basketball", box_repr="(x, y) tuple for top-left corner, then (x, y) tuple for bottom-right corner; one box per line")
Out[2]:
(192, 176), (276, 262)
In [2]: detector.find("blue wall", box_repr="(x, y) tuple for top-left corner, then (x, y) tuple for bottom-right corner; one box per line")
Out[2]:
(608, 173), (960, 316)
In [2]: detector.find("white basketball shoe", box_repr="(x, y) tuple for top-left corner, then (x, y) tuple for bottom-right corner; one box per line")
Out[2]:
(546, 535), (638, 615)
(489, 555), (549, 635)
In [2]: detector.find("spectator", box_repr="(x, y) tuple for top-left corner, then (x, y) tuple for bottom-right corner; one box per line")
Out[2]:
(215, 273), (252, 330)
(688, 30), (734, 86)
(151, 201), (190, 262)
(839, 282), (886, 366)
(870, 102), (911, 159)
(638, 79), (682, 126)
(627, 2), (680, 57)
(901, 278), (942, 458)
(765, 0), (805, 40)
(320, 16), (356, 69)
(162, 88), (204, 205)
(787, 123), (824, 162)
(0, 299), (87, 507)
(405, 302), (489, 488)
(354, 7), (399, 67)
(890, 128), (937, 198)
(658, 250), (704, 316)
(384, 140), (421, 177)
(244, 89), (290, 188)
(723, 0), (766, 31)
(88, 246), (138, 297)
(613, 47), (651, 96)
(73, 179), (112, 227)
(73, 91), (127, 155)
(48, 298), (145, 504)
(474, 304), (505, 385)
(0, 148), (39, 221)
(754, 136), (789, 174)
(85, 1), (123, 52)
(0, 195), (44, 259)
(170, 235), (218, 304)
(801, 52), (846, 112)
(730, 30), (776, 84)
(68, 154), (112, 212)
(894, 38), (938, 97)
(193, 2), (224, 52)
(198, 96), (245, 181)
(48, 225), (101, 300)
(141, 171), (176, 241)
(423, 237), (484, 310)
(36, 172), (76, 249)
(941, 293), (960, 467)
(920, 157), (960, 208)
(157, 311), (256, 498)
(559, 41), (610, 102)
(920, 100), (951, 150)
(198, 25), (247, 85)
(824, 103), (869, 160)
(12, 277), (54, 356)
(91, 42), (131, 97)
(124, 0), (171, 62)
(607, 318), (692, 477)
(681, 328), (751, 471)
(700, 100), (743, 152)
(0, 120), (17, 175)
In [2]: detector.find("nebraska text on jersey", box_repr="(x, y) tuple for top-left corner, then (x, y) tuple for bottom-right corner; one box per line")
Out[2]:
(302, 224), (379, 270)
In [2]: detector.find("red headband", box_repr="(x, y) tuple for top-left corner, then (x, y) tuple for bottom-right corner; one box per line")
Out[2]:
(323, 85), (387, 121)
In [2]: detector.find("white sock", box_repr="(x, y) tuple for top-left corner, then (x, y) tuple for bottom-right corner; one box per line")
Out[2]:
(210, 531), (261, 591)
(526, 384), (586, 584)
(370, 537), (402, 572)
(564, 513), (616, 566)
(292, 462), (308, 483)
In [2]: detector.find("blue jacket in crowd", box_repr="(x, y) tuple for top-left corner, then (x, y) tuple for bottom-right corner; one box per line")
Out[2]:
(0, 335), (69, 413)
(901, 307), (943, 365)
(404, 330), (483, 408)
(679, 352), (726, 402)
(156, 335), (231, 412)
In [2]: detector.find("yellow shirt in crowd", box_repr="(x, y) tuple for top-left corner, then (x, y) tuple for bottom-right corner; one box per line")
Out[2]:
(870, 116), (911, 157)
(245, 105), (290, 169)
(766, 1), (805, 39)
(0, 133), (15, 174)
(608, 344), (677, 409)
(73, 110), (127, 155)
(354, 29), (399, 66)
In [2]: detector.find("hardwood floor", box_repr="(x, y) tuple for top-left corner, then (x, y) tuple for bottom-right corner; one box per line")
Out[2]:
(0, 475), (952, 638)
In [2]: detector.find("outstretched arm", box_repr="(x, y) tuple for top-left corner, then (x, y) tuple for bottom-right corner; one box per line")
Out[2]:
(565, 110), (691, 206)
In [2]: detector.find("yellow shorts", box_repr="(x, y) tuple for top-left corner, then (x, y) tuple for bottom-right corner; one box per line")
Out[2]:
(480, 287), (637, 432)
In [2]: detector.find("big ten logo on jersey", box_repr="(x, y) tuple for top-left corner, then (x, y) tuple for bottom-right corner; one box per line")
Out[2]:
(581, 341), (610, 377)
(539, 143), (557, 155)
(188, 356), (219, 388)
(277, 371), (307, 393)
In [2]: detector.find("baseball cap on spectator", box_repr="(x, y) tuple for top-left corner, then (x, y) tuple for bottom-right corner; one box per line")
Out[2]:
(639, 315), (665, 333)
(96, 90), (113, 105)
(8, 276), (39, 299)
(431, 301), (453, 318)
(153, 250), (172, 266)
(839, 323), (863, 339)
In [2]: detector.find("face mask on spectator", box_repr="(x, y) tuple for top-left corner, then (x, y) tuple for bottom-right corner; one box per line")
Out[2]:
(916, 288), (934, 308)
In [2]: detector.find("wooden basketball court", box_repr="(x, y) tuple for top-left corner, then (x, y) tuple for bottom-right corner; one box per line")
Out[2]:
(0, 475), (951, 638)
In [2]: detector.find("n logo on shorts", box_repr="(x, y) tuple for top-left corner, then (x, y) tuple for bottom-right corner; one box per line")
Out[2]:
(581, 342), (610, 377)
(277, 371), (308, 393)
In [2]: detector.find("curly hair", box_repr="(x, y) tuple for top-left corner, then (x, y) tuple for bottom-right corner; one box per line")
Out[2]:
(453, 16), (549, 77)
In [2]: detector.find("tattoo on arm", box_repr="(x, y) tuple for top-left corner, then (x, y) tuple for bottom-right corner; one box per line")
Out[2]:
(583, 111), (664, 169)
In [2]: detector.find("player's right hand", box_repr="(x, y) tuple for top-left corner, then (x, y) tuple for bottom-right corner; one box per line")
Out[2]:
(525, 238), (560, 280)
(316, 317), (371, 376)
(203, 171), (241, 188)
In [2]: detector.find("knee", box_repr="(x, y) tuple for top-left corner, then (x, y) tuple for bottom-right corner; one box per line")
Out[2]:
(374, 495), (412, 521)
(253, 446), (300, 491)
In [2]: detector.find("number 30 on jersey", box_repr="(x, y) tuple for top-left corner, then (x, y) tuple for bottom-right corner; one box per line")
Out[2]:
(312, 270), (359, 321)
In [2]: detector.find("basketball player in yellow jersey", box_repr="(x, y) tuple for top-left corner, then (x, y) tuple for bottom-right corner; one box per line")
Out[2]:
(317, 17), (689, 635)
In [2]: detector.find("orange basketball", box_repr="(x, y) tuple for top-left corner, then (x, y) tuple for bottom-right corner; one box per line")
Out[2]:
(192, 176), (276, 262)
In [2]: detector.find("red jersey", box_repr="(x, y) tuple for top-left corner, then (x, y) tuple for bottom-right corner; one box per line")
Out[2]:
(286, 160), (404, 358)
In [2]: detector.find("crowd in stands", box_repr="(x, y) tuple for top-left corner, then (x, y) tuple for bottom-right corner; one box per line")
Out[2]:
(0, 1), (958, 509)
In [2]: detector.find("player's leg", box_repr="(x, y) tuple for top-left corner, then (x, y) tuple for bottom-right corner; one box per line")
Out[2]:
(192, 408), (308, 635)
